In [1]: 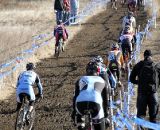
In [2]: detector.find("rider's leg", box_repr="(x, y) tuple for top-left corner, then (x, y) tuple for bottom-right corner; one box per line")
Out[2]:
(16, 93), (24, 111)
(55, 41), (58, 54)
(128, 42), (132, 59)
(116, 67), (120, 81)
(121, 43), (126, 61)
(16, 102), (22, 112)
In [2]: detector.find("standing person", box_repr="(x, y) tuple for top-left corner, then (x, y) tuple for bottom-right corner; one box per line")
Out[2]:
(54, 0), (64, 25)
(71, 61), (110, 130)
(63, 0), (71, 25)
(130, 50), (160, 128)
(70, 0), (79, 23)
(111, 0), (117, 10)
(16, 63), (43, 123)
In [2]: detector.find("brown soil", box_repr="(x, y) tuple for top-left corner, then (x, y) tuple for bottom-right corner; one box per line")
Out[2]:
(0, 2), (154, 130)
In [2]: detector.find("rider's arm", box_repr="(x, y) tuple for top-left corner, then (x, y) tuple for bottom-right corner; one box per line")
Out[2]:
(54, 27), (56, 36)
(16, 75), (21, 88)
(73, 79), (80, 111)
(35, 75), (43, 95)
(107, 69), (117, 88)
(64, 28), (68, 39)
(102, 82), (109, 117)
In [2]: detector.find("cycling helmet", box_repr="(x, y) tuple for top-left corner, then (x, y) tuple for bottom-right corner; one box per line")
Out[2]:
(86, 61), (100, 75)
(123, 25), (131, 34)
(26, 63), (36, 70)
(92, 55), (103, 63)
(111, 43), (119, 49)
(128, 11), (134, 17)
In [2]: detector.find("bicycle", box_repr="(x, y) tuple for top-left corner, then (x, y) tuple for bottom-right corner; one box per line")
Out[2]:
(55, 36), (64, 59)
(74, 110), (94, 130)
(15, 94), (40, 130)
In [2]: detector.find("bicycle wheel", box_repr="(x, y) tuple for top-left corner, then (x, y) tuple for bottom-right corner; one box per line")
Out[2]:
(56, 38), (63, 59)
(15, 109), (26, 130)
(27, 109), (35, 130)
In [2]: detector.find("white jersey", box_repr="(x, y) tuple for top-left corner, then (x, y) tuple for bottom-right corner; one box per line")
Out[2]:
(76, 76), (106, 104)
(119, 34), (133, 43)
(16, 70), (42, 102)
(17, 70), (37, 86)
(122, 15), (136, 29)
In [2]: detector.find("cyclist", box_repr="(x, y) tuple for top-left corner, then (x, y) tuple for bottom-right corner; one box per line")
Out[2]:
(72, 61), (110, 130)
(105, 43), (124, 83)
(54, 20), (68, 55)
(119, 26), (135, 60)
(128, 0), (137, 13)
(16, 63), (43, 122)
(91, 55), (117, 89)
(122, 11), (136, 34)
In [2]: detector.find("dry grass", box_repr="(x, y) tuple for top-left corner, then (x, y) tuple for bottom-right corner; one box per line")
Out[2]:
(0, 0), (91, 100)
(144, 0), (160, 18)
(0, 0), (54, 63)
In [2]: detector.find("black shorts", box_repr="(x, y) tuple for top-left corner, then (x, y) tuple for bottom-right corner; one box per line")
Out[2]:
(76, 101), (101, 118)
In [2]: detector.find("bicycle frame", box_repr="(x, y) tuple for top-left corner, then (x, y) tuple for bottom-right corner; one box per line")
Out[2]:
(84, 111), (94, 130)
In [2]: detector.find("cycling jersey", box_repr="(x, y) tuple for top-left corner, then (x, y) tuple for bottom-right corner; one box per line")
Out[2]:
(75, 76), (107, 119)
(122, 15), (136, 29)
(16, 70), (43, 102)
(107, 50), (124, 67)
(97, 62), (116, 88)
(54, 24), (68, 46)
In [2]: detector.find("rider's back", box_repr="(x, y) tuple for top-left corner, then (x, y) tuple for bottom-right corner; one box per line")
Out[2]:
(108, 50), (123, 66)
(122, 15), (136, 29)
(17, 70), (37, 87)
(76, 76), (105, 103)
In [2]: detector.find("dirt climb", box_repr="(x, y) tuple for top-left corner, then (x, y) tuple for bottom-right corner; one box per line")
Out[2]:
(0, 2), (149, 130)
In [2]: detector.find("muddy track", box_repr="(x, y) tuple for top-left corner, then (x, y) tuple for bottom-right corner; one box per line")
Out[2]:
(0, 4), (147, 130)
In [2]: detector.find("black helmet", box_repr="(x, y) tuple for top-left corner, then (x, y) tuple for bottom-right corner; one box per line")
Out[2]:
(26, 63), (36, 70)
(86, 61), (100, 75)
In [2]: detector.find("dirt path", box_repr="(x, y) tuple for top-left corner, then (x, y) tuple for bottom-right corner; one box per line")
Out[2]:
(0, 3), (148, 130)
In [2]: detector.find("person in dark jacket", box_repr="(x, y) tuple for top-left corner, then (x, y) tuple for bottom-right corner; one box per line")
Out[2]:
(130, 49), (160, 128)
(54, 0), (64, 25)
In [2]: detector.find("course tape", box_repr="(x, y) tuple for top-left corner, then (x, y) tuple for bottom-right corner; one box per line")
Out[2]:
(123, 1), (159, 129)
(0, 0), (109, 78)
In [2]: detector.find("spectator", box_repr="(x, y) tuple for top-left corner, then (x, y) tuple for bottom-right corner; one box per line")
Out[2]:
(130, 50), (160, 128)
(54, 0), (64, 25)
(70, 0), (79, 23)
(63, 0), (71, 25)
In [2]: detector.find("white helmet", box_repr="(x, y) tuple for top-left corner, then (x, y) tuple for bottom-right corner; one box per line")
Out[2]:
(92, 55), (103, 63)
